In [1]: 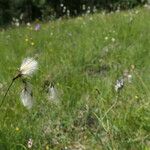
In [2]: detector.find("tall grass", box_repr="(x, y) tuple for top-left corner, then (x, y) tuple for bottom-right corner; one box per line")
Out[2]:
(0, 7), (150, 149)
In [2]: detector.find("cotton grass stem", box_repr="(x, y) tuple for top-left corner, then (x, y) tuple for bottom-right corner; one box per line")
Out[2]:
(0, 74), (21, 108)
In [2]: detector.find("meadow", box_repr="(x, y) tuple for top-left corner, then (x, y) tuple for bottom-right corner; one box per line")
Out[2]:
(0, 6), (150, 150)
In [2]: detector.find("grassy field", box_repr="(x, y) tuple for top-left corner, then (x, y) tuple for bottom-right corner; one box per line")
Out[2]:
(0, 7), (150, 150)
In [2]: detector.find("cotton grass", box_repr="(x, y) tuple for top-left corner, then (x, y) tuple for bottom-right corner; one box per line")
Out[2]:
(20, 81), (33, 109)
(0, 57), (38, 108)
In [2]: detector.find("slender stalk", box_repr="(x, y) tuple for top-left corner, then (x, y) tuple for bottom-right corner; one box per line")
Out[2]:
(0, 74), (21, 108)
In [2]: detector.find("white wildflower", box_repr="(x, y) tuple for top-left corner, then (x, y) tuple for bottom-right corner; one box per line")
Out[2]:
(105, 36), (108, 40)
(93, 6), (97, 13)
(115, 78), (124, 92)
(111, 38), (115, 42)
(123, 70), (132, 83)
(67, 10), (70, 16)
(127, 74), (132, 83)
(20, 82), (33, 109)
(60, 3), (64, 7)
(20, 13), (24, 20)
(15, 22), (20, 27)
(26, 22), (31, 26)
(63, 6), (66, 13)
(82, 4), (86, 10)
(20, 57), (38, 77)
(27, 138), (33, 149)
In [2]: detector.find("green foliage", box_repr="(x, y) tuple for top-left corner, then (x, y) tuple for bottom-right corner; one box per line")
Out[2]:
(0, 0), (148, 25)
(0, 7), (150, 149)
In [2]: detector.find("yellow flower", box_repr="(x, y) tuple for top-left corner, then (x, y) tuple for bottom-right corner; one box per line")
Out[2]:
(25, 38), (29, 42)
(135, 95), (138, 99)
(46, 145), (49, 150)
(15, 127), (20, 131)
(131, 64), (135, 70)
(31, 42), (35, 46)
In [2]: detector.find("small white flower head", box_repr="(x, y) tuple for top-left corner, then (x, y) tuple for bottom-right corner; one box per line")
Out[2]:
(127, 74), (132, 83)
(27, 138), (33, 149)
(115, 78), (124, 92)
(15, 22), (20, 27)
(26, 22), (31, 26)
(48, 83), (58, 103)
(20, 57), (38, 77)
(20, 82), (33, 109)
(60, 3), (64, 7)
(123, 70), (132, 83)
(105, 36), (108, 40)
(82, 4), (86, 10)
(111, 37), (115, 42)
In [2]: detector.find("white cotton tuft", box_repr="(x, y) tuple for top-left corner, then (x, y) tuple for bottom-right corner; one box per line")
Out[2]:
(20, 57), (38, 77)
(20, 84), (33, 109)
(115, 78), (124, 92)
(48, 84), (59, 103)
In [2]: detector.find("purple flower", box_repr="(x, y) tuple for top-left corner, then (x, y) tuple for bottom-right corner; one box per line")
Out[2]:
(35, 24), (40, 31)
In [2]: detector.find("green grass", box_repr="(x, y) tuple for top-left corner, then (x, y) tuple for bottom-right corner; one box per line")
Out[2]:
(0, 7), (150, 150)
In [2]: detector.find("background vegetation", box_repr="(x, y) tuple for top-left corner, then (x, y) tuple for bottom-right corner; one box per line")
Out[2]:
(0, 0), (148, 25)
(0, 6), (150, 149)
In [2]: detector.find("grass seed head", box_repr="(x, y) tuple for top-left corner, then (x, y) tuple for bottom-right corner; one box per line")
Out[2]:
(20, 57), (38, 77)
(20, 82), (33, 109)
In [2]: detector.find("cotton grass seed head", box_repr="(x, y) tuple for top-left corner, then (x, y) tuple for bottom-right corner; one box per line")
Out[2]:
(20, 57), (38, 77)
(27, 138), (33, 149)
(20, 82), (33, 109)
(48, 83), (59, 103)
(115, 78), (124, 92)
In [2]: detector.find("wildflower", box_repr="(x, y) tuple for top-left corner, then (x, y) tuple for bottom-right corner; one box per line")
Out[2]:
(86, 7), (91, 14)
(19, 57), (38, 77)
(115, 78), (124, 92)
(27, 22), (31, 26)
(27, 138), (33, 149)
(105, 37), (108, 40)
(63, 6), (66, 13)
(131, 64), (135, 70)
(25, 38), (28, 42)
(135, 10), (139, 14)
(111, 38), (115, 42)
(20, 13), (24, 20)
(123, 70), (132, 83)
(15, 127), (20, 131)
(67, 10), (70, 17)
(93, 6), (97, 13)
(64, 146), (68, 150)
(82, 4), (86, 10)
(35, 24), (40, 31)
(46, 145), (49, 150)
(60, 3), (64, 7)
(15, 22), (20, 27)
(31, 42), (35, 46)
(127, 74), (132, 83)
